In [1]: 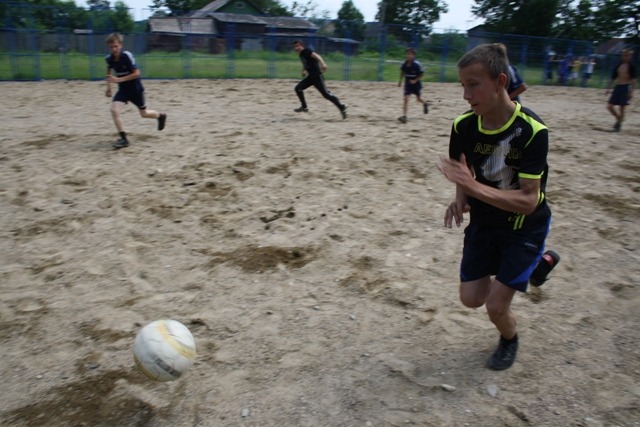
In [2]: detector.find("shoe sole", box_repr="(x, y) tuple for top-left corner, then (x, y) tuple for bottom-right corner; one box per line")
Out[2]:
(158, 114), (167, 131)
(530, 250), (560, 286)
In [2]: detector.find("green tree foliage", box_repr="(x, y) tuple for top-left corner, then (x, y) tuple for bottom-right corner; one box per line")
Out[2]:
(471, 0), (559, 36)
(289, 0), (330, 19)
(375, 0), (448, 40)
(149, 0), (211, 16)
(472, 0), (639, 43)
(336, 0), (365, 40)
(252, 0), (293, 16)
(0, 0), (134, 32)
(111, 0), (134, 32)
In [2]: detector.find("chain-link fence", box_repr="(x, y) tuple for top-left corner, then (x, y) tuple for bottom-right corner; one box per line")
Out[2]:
(1, 5), (636, 86)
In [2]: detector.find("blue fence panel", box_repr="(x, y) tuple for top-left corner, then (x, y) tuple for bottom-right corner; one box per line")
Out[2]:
(0, 4), (637, 85)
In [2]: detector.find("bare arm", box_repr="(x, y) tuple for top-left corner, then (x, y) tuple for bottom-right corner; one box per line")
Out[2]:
(106, 67), (112, 97)
(509, 82), (527, 100)
(438, 153), (541, 216)
(310, 52), (328, 72)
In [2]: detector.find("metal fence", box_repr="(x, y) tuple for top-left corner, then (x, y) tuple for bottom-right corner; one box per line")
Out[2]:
(1, 13), (636, 86)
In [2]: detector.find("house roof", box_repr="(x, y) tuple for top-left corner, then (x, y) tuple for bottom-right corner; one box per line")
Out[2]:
(209, 12), (268, 25)
(149, 17), (216, 34)
(261, 16), (317, 31)
(191, 0), (264, 18)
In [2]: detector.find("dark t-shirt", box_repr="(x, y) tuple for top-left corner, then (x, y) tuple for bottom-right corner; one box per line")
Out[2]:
(449, 103), (551, 230)
(400, 60), (424, 84)
(105, 50), (143, 93)
(299, 48), (322, 76)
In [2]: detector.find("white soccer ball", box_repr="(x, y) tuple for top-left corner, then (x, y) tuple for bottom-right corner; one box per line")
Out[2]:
(133, 319), (197, 382)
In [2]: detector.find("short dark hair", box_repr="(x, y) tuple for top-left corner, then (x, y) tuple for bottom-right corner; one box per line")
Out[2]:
(293, 40), (303, 46)
(457, 43), (509, 80)
(405, 47), (416, 55)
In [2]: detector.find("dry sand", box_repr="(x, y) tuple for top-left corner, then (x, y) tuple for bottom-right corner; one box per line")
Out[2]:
(0, 79), (639, 426)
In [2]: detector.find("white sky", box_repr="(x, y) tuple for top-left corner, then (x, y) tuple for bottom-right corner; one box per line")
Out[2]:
(78, 0), (484, 31)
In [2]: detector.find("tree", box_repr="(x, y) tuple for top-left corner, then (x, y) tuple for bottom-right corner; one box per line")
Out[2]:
(149, 0), (211, 16)
(375, 0), (448, 40)
(472, 0), (639, 42)
(471, 0), (560, 36)
(289, 0), (330, 19)
(335, 0), (365, 40)
(111, 0), (134, 32)
(252, 0), (293, 16)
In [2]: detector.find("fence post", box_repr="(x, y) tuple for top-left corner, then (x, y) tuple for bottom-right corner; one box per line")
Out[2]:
(377, 25), (387, 81)
(183, 33), (191, 79)
(31, 30), (41, 80)
(58, 33), (69, 79)
(226, 23), (235, 79)
(439, 33), (449, 82)
(343, 25), (351, 81)
(268, 26), (276, 79)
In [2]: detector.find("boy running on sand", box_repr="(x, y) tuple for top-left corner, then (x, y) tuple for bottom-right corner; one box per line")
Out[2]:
(398, 48), (428, 123)
(105, 33), (166, 149)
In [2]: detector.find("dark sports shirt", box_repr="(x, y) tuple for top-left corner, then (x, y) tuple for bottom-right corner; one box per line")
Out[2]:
(400, 60), (424, 84)
(105, 50), (143, 93)
(449, 103), (551, 230)
(507, 65), (524, 98)
(299, 48), (322, 76)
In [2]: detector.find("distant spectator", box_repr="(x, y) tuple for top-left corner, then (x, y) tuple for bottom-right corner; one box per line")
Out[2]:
(581, 57), (596, 87)
(557, 56), (570, 86)
(569, 57), (581, 85)
(544, 54), (556, 85)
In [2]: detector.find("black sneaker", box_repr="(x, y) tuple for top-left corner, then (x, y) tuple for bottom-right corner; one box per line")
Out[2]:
(158, 113), (167, 131)
(294, 106), (309, 113)
(423, 102), (429, 114)
(398, 116), (407, 124)
(112, 138), (129, 149)
(530, 250), (560, 287)
(487, 335), (518, 371)
(613, 121), (621, 132)
(340, 104), (347, 120)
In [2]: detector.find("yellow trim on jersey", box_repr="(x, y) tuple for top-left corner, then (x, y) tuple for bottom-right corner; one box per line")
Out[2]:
(519, 172), (544, 179)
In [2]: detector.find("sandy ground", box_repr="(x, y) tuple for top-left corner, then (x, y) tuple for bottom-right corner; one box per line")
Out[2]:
(0, 78), (639, 427)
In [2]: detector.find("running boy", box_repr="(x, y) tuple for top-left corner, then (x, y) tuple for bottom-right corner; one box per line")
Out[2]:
(292, 40), (347, 119)
(398, 47), (428, 123)
(437, 43), (559, 371)
(105, 33), (166, 149)
(605, 49), (636, 132)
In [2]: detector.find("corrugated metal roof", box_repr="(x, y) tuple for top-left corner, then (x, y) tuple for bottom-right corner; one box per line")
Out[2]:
(209, 13), (268, 25)
(261, 16), (317, 30)
(149, 17), (216, 34)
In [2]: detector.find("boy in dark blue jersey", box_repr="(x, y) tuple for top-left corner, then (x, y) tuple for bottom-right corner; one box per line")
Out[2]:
(496, 44), (527, 103)
(105, 33), (167, 149)
(397, 48), (428, 123)
(437, 43), (559, 371)
(292, 40), (347, 120)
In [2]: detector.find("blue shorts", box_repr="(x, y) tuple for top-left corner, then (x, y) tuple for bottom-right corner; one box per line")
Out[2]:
(608, 84), (631, 106)
(460, 218), (551, 292)
(113, 89), (146, 109)
(404, 82), (422, 97)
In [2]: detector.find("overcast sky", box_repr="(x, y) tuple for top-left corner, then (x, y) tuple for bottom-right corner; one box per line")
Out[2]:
(79, 0), (484, 31)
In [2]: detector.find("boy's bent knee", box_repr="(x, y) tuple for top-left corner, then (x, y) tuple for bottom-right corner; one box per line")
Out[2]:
(459, 293), (485, 308)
